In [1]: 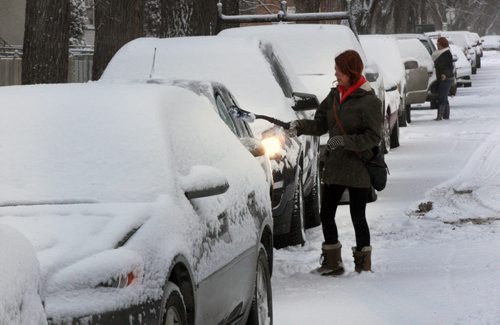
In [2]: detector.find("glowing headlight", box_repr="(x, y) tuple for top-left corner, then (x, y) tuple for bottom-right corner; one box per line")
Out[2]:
(261, 136), (283, 157)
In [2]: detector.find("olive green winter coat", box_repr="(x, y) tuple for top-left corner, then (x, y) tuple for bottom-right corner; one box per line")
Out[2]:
(296, 82), (382, 188)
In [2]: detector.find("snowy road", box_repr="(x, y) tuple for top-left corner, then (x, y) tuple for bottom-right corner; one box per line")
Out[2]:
(273, 51), (500, 325)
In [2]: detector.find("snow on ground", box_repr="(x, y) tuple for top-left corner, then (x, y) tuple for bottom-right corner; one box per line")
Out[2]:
(273, 51), (500, 325)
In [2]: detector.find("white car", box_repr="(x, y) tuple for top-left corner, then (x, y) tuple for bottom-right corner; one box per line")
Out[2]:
(0, 83), (273, 324)
(396, 38), (436, 123)
(0, 224), (46, 325)
(360, 34), (408, 148)
(101, 36), (321, 248)
(481, 35), (500, 50)
(449, 44), (472, 87)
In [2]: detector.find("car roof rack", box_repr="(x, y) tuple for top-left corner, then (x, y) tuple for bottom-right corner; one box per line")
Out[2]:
(216, 0), (358, 37)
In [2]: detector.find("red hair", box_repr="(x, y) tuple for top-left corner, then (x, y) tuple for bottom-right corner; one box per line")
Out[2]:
(437, 37), (449, 48)
(335, 50), (364, 85)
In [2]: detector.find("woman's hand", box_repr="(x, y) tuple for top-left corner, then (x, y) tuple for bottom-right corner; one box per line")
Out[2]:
(327, 136), (345, 150)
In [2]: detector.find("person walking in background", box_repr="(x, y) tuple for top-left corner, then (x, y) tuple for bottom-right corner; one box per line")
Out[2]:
(286, 50), (382, 276)
(432, 37), (455, 120)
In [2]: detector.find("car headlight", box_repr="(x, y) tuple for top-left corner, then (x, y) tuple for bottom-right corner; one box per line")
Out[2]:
(99, 271), (137, 288)
(262, 136), (283, 158)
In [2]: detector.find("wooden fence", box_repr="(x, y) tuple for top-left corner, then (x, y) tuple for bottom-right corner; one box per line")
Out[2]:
(0, 46), (94, 86)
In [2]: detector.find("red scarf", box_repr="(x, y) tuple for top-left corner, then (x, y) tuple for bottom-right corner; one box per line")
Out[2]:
(338, 76), (367, 104)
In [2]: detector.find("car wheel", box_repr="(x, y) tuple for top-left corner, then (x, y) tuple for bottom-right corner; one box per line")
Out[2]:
(390, 117), (400, 149)
(398, 97), (408, 127)
(382, 114), (391, 154)
(477, 55), (481, 68)
(405, 105), (412, 124)
(247, 245), (273, 325)
(464, 82), (472, 88)
(472, 66), (477, 75)
(304, 163), (321, 229)
(274, 169), (306, 248)
(162, 282), (188, 325)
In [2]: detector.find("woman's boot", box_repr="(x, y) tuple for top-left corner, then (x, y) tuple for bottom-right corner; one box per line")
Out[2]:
(352, 246), (372, 273)
(317, 242), (345, 276)
(435, 104), (445, 120)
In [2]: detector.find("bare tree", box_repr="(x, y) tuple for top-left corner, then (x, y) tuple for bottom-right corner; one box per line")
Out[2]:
(22, 0), (70, 84)
(92, 0), (144, 80)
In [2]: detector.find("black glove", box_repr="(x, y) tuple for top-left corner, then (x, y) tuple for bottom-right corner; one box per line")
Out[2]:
(327, 136), (344, 150)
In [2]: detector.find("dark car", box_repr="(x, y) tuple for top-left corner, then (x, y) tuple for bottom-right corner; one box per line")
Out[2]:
(0, 82), (273, 324)
(100, 36), (321, 249)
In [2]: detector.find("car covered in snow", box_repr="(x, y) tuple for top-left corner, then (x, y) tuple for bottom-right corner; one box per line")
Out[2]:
(359, 34), (408, 149)
(449, 44), (472, 87)
(0, 224), (46, 325)
(101, 36), (320, 248)
(218, 24), (389, 187)
(0, 83), (273, 324)
(481, 35), (500, 50)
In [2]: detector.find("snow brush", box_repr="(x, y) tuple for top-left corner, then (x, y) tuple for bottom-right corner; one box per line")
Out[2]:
(229, 106), (290, 129)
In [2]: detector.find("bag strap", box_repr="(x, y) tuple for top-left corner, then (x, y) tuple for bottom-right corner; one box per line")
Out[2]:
(331, 92), (364, 161)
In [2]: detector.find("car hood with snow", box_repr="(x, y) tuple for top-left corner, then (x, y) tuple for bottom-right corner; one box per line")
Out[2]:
(0, 83), (271, 321)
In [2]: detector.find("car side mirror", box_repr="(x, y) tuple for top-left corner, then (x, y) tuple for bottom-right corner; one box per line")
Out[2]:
(365, 71), (379, 82)
(452, 54), (458, 62)
(404, 60), (419, 70)
(292, 92), (319, 111)
(240, 137), (266, 157)
(181, 165), (229, 199)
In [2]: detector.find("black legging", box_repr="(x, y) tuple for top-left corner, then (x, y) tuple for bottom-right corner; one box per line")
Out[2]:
(320, 184), (371, 250)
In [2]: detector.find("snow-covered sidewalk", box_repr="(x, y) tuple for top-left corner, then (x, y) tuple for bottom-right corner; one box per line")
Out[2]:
(273, 51), (500, 325)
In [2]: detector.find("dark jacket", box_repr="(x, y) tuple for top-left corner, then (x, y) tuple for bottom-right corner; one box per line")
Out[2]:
(296, 82), (382, 188)
(434, 49), (454, 79)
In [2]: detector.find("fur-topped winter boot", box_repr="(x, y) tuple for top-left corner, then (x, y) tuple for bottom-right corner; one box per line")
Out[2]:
(352, 246), (372, 273)
(316, 242), (345, 276)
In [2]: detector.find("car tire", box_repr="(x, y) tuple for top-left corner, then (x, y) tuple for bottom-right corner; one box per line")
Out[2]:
(390, 117), (400, 149)
(405, 105), (412, 124)
(162, 282), (188, 325)
(472, 66), (477, 75)
(247, 245), (273, 325)
(304, 164), (321, 229)
(477, 55), (481, 68)
(398, 97), (408, 127)
(274, 170), (306, 248)
(464, 82), (472, 88)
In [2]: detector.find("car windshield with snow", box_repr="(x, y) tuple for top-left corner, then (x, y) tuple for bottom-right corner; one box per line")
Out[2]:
(101, 36), (321, 249)
(0, 82), (273, 324)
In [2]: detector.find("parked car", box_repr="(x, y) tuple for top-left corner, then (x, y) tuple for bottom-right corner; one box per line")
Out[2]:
(481, 35), (500, 50)
(219, 24), (388, 204)
(360, 34), (409, 148)
(101, 36), (320, 248)
(0, 82), (274, 324)
(392, 33), (437, 56)
(396, 38), (435, 123)
(449, 44), (472, 87)
(0, 224), (46, 325)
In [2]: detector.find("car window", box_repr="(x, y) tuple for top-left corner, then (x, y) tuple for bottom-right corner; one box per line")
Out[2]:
(215, 95), (239, 135)
(419, 40), (434, 55)
(225, 92), (252, 138)
(262, 46), (294, 98)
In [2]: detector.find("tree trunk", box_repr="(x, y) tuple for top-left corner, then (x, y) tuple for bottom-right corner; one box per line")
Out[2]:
(294, 0), (321, 23)
(216, 0), (239, 33)
(22, 0), (70, 84)
(161, 0), (218, 37)
(92, 0), (144, 80)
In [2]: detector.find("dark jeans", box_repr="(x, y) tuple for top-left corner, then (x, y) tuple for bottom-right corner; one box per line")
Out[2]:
(320, 184), (371, 250)
(437, 79), (452, 119)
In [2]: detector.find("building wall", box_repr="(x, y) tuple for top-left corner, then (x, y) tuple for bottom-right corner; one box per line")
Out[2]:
(0, 0), (26, 45)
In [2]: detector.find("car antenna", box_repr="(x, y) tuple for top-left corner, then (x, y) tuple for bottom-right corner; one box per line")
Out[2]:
(149, 47), (157, 79)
